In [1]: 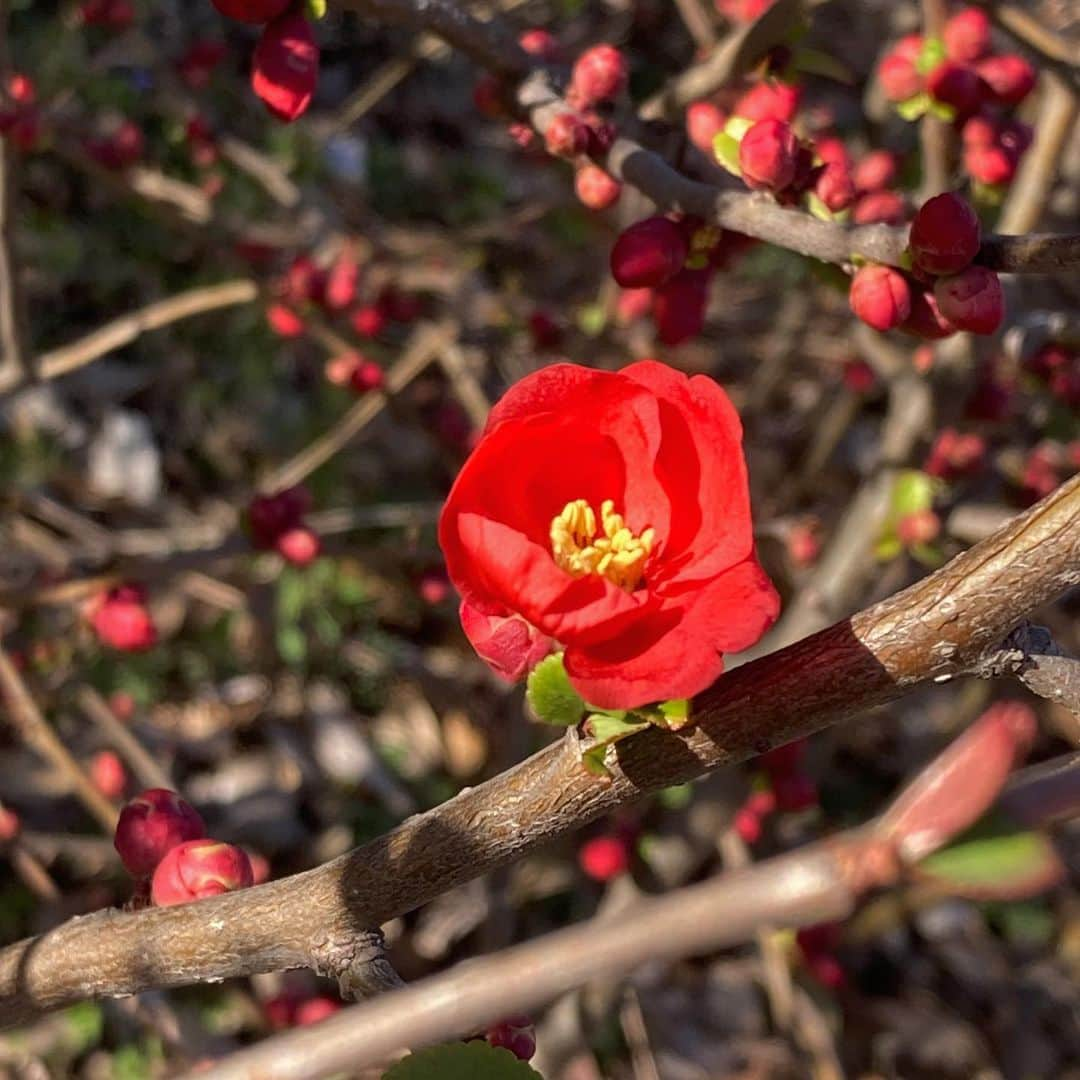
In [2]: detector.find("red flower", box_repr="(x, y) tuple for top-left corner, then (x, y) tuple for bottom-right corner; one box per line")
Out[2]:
(439, 361), (779, 709)
(252, 13), (319, 123)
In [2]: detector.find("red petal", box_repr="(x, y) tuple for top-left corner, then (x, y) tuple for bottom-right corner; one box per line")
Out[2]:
(459, 599), (553, 681)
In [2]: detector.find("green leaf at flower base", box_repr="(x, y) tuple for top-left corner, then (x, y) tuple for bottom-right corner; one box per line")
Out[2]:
(712, 131), (742, 176)
(909, 541), (945, 568)
(579, 711), (650, 777)
(916, 826), (1064, 902)
(915, 36), (946, 76)
(927, 98), (957, 123)
(305, 0), (327, 18)
(874, 534), (903, 563)
(806, 192), (836, 222)
(383, 1041), (543, 1080)
(896, 92), (932, 122)
(526, 653), (586, 727)
(972, 180), (1007, 209)
(656, 698), (692, 730)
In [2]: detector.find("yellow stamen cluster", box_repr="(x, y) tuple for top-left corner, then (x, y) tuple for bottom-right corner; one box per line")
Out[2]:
(550, 498), (654, 592)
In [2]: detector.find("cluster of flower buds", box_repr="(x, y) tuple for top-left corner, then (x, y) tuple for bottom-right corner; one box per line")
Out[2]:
(486, 1015), (537, 1061)
(114, 788), (255, 906)
(850, 193), (1003, 338)
(1025, 341), (1080, 412)
(1017, 440), (1080, 505)
(877, 8), (1034, 194)
(87, 584), (157, 652)
(609, 216), (753, 345)
(248, 485), (322, 566)
(923, 427), (987, 481)
(0, 73), (41, 152)
(207, 1), (318, 122)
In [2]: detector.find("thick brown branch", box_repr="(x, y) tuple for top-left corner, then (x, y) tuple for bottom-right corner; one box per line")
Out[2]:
(0, 473), (1077, 1028)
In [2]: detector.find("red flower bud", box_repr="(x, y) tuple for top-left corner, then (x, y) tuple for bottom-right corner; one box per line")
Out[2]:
(715, 0), (776, 20)
(878, 52), (923, 102)
(248, 487), (311, 548)
(616, 287), (654, 324)
(901, 288), (957, 339)
(964, 144), (1015, 185)
(933, 265), (1004, 335)
(294, 996), (343, 1026)
(653, 267), (710, 345)
(528, 310), (563, 350)
(487, 1016), (537, 1062)
(7, 73), (35, 105)
(962, 114), (997, 148)
(786, 523), (820, 567)
(926, 61), (988, 118)
(896, 508), (941, 546)
(89, 585), (157, 652)
(252, 13), (319, 123)
(90, 750), (127, 800)
(733, 806), (762, 844)
(814, 160), (855, 211)
(909, 192), (981, 275)
(322, 245), (360, 311)
(151, 839), (253, 906)
(746, 788), (777, 817)
(849, 265), (911, 331)
(773, 772), (818, 812)
(815, 136), (851, 168)
(924, 427), (986, 480)
(350, 358), (385, 394)
(610, 216), (688, 288)
(976, 54), (1036, 106)
(0, 805), (19, 842)
(852, 150), (897, 194)
(544, 112), (589, 159)
(738, 118), (798, 191)
(843, 358), (877, 393)
(579, 834), (630, 881)
(266, 303), (305, 337)
(574, 163), (621, 210)
(211, 0), (289, 23)
(349, 304), (388, 338)
(943, 7), (992, 63)
(418, 568), (451, 605)
(732, 80), (801, 122)
(114, 788), (205, 877)
(569, 44), (627, 107)
(459, 599), (552, 682)
(851, 190), (907, 225)
(275, 526), (321, 566)
(518, 28), (560, 63)
(686, 100), (726, 153)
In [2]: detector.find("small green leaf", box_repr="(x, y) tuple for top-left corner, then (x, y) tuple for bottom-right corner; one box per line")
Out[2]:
(917, 827), (1064, 900)
(383, 1041), (543, 1080)
(890, 469), (937, 519)
(909, 541), (945, 568)
(712, 131), (742, 176)
(587, 711), (649, 743)
(896, 92), (931, 122)
(806, 192), (835, 221)
(576, 303), (607, 337)
(657, 783), (694, 810)
(723, 115), (755, 141)
(305, 0), (327, 18)
(277, 625), (307, 666)
(657, 698), (692, 730)
(874, 535), (903, 562)
(915, 36), (945, 76)
(927, 98), (957, 122)
(526, 653), (586, 727)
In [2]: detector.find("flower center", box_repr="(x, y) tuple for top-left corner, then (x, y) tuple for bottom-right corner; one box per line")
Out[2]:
(550, 498), (654, 592)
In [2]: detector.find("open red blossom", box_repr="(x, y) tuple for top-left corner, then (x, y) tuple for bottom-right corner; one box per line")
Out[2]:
(439, 361), (780, 709)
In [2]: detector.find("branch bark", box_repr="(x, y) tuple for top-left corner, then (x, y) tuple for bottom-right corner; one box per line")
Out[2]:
(1, 472), (1078, 1029)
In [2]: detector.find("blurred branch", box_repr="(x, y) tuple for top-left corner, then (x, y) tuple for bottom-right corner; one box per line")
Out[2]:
(30, 280), (259, 383)
(1, 473), (1078, 1027)
(0, 647), (119, 833)
(190, 724), (1067, 1080)
(77, 686), (176, 792)
(673, 0), (717, 52)
(997, 73), (1078, 235)
(918, 0), (951, 198)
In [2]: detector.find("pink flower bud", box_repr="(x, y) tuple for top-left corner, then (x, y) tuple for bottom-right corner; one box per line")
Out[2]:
(294, 996), (342, 1026)
(574, 163), (621, 210)
(0, 805), (21, 843)
(615, 286), (654, 324)
(852, 190), (907, 225)
(964, 144), (1015, 185)
(211, 0), (290, 23)
(322, 245), (359, 311)
(849, 265), (911, 331)
(266, 303), (305, 338)
(248, 487), (310, 548)
(114, 789), (206, 877)
(610, 216), (688, 288)
(350, 358), (385, 394)
(901, 288), (957, 340)
(814, 160), (855, 211)
(926, 61), (988, 118)
(325, 351), (360, 386)
(733, 806), (762, 844)
(569, 44), (627, 107)
(579, 834), (630, 881)
(852, 150), (897, 194)
(275, 526), (321, 566)
(878, 52), (923, 102)
(909, 192), (981, 275)
(976, 54), (1036, 106)
(544, 112), (589, 158)
(518, 28), (560, 63)
(252, 13), (319, 123)
(738, 118), (799, 191)
(90, 750), (127, 800)
(732, 80), (801, 122)
(896, 508), (941, 546)
(89, 586), (156, 652)
(685, 100), (726, 153)
(924, 428), (986, 480)
(943, 7), (992, 63)
(815, 137), (851, 168)
(349, 304), (388, 338)
(151, 839), (253, 906)
(933, 265), (1004, 334)
(528, 310), (562, 350)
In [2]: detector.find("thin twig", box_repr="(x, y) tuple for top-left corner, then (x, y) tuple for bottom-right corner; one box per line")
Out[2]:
(918, 0), (952, 199)
(77, 686), (176, 792)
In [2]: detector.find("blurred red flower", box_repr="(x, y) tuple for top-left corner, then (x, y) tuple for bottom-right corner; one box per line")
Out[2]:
(439, 361), (779, 709)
